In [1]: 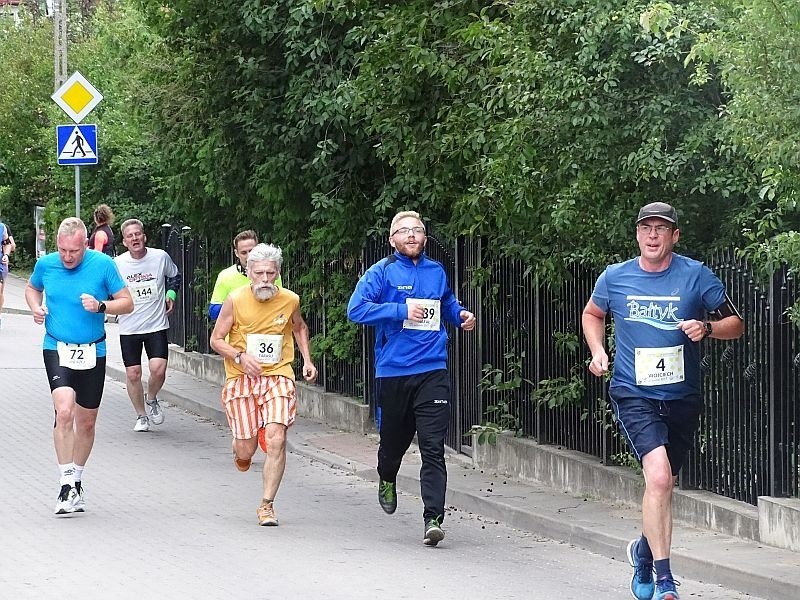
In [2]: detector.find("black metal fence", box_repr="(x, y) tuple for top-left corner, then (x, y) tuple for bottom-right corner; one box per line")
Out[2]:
(160, 225), (800, 505)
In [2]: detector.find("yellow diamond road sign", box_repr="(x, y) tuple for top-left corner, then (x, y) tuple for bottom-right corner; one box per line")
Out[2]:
(52, 71), (103, 123)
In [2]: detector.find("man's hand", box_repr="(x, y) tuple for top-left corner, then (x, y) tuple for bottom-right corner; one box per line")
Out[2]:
(80, 293), (102, 313)
(165, 297), (175, 315)
(407, 303), (425, 322)
(588, 350), (609, 377)
(678, 319), (706, 343)
(31, 304), (48, 325)
(459, 310), (476, 331)
(302, 362), (318, 382)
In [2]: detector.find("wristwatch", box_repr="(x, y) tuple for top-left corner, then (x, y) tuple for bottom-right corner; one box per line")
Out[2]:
(703, 321), (713, 338)
(234, 351), (243, 364)
(98, 301), (107, 313)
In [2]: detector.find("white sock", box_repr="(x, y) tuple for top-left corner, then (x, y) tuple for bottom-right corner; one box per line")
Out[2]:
(59, 463), (75, 487)
(74, 464), (85, 484)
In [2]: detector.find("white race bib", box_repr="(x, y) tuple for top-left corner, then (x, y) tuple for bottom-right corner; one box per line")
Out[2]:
(56, 341), (97, 370)
(634, 345), (685, 386)
(403, 299), (441, 331)
(246, 334), (284, 364)
(129, 280), (158, 305)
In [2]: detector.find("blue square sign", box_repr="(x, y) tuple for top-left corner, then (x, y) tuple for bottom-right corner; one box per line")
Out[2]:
(56, 124), (98, 166)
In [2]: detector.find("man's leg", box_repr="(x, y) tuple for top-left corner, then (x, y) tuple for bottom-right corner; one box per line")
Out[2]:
(261, 423), (287, 501)
(52, 387), (78, 464)
(124, 364), (146, 415)
(641, 447), (675, 560)
(72, 404), (100, 467)
(413, 371), (450, 523)
(376, 377), (416, 483)
(146, 357), (168, 400)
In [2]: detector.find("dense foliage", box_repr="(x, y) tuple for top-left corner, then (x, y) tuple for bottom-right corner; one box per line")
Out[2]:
(1, 0), (799, 295)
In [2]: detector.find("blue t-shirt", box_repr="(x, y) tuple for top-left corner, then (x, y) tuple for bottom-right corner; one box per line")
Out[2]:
(591, 253), (726, 401)
(347, 252), (467, 377)
(29, 249), (126, 354)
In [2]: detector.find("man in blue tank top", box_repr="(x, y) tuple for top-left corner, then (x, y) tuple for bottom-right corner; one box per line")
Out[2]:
(582, 202), (744, 600)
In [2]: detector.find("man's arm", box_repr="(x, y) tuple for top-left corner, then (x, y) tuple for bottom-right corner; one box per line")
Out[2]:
(347, 267), (409, 324)
(25, 282), (47, 325)
(582, 299), (609, 377)
(208, 272), (226, 320)
(291, 307), (318, 382)
(209, 297), (237, 359)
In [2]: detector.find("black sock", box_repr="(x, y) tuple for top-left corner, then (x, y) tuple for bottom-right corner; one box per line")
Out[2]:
(654, 558), (672, 581)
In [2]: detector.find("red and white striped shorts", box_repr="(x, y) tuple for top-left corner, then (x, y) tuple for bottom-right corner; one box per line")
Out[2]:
(221, 374), (297, 440)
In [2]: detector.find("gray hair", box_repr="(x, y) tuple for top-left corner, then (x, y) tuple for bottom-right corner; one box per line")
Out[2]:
(58, 217), (87, 240)
(120, 219), (144, 237)
(246, 243), (283, 270)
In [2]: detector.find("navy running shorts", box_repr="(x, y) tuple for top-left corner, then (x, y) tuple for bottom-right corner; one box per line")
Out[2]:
(609, 392), (702, 476)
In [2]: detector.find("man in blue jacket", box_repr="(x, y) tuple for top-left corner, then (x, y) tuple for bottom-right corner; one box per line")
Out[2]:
(348, 210), (476, 546)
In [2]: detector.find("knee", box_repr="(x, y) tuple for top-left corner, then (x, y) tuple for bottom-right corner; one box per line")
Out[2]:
(644, 466), (675, 494)
(126, 367), (143, 385)
(266, 428), (287, 452)
(148, 362), (167, 380)
(54, 408), (75, 428)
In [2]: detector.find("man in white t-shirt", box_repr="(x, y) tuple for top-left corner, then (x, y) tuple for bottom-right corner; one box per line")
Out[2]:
(114, 219), (181, 432)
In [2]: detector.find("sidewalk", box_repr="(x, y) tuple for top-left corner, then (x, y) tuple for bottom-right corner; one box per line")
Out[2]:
(3, 273), (799, 599)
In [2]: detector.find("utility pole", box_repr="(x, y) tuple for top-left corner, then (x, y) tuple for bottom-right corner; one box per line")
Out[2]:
(54, 0), (67, 90)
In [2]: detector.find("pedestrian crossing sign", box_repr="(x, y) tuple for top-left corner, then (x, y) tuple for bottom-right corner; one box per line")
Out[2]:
(56, 124), (98, 166)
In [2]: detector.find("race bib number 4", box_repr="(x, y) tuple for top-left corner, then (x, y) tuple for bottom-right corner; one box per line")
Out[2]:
(403, 299), (441, 331)
(56, 341), (97, 370)
(634, 345), (685, 386)
(246, 334), (284, 364)
(129, 280), (158, 305)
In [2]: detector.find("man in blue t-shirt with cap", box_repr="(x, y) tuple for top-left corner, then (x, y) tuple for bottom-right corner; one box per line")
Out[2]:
(582, 202), (744, 600)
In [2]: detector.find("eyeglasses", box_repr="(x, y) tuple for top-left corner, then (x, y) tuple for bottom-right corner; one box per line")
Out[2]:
(637, 224), (674, 236)
(392, 226), (426, 237)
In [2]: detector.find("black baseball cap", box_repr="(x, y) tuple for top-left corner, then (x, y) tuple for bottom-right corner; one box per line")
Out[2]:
(636, 202), (678, 225)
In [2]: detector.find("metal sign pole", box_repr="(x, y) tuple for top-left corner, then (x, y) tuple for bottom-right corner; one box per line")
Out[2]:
(75, 166), (80, 217)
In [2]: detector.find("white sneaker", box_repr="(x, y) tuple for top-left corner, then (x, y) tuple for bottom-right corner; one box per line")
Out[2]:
(134, 415), (150, 432)
(73, 482), (85, 512)
(55, 484), (77, 515)
(146, 397), (164, 425)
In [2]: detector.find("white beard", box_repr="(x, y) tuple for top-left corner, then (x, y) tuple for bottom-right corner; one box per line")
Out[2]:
(252, 283), (278, 302)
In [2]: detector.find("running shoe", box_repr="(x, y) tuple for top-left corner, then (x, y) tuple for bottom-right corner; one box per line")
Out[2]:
(256, 501), (278, 526)
(626, 538), (655, 600)
(146, 397), (164, 425)
(55, 484), (77, 515)
(134, 415), (150, 432)
(73, 481), (85, 512)
(258, 426), (268, 453)
(423, 516), (445, 546)
(377, 480), (397, 514)
(655, 577), (680, 600)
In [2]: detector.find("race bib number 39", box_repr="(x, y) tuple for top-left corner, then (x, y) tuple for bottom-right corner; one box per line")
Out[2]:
(403, 299), (441, 331)
(634, 345), (685, 386)
(246, 334), (284, 364)
(56, 341), (97, 370)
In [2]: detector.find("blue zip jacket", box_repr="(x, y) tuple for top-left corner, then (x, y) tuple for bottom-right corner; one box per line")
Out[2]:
(347, 251), (467, 377)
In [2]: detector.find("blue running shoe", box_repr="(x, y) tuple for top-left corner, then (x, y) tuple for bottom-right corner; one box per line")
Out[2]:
(626, 538), (655, 600)
(655, 577), (680, 600)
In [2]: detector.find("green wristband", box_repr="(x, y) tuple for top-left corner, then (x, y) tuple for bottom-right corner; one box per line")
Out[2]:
(166, 290), (177, 301)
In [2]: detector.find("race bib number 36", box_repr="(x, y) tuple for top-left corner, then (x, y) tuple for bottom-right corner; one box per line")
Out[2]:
(403, 299), (441, 331)
(246, 334), (284, 364)
(56, 341), (97, 370)
(635, 345), (685, 386)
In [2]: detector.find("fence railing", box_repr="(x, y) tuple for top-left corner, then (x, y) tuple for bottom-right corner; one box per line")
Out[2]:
(160, 225), (800, 505)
